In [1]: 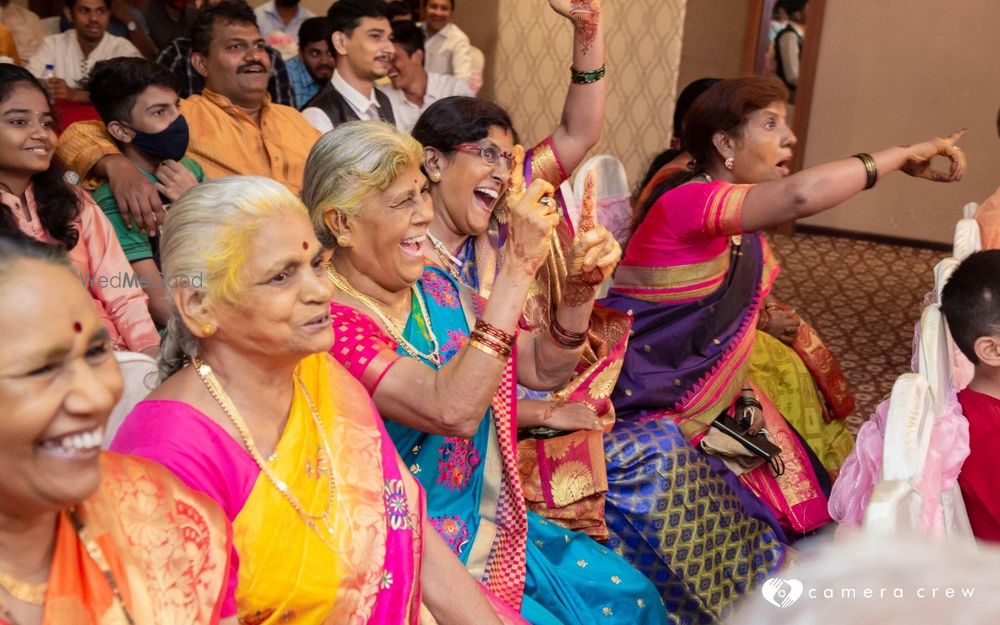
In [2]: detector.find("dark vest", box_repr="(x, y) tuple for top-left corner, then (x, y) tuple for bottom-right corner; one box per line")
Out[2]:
(303, 84), (396, 127)
(774, 24), (803, 101)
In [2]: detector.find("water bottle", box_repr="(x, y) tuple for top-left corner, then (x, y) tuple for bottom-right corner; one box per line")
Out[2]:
(41, 64), (55, 80)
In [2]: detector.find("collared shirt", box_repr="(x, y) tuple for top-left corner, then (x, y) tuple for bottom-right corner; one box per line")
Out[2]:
(57, 89), (321, 195)
(0, 2), (49, 63)
(421, 22), (471, 80)
(302, 69), (381, 133)
(1, 185), (159, 352)
(378, 71), (473, 132)
(27, 30), (142, 87)
(156, 37), (294, 106)
(286, 54), (320, 109)
(254, 0), (314, 41)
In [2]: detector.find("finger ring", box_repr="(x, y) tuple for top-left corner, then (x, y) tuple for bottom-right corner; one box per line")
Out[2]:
(540, 196), (555, 209)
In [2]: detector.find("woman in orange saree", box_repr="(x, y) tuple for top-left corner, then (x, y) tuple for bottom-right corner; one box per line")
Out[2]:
(0, 234), (229, 625)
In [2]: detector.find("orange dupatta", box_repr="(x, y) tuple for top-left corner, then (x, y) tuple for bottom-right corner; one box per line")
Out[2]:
(40, 453), (230, 625)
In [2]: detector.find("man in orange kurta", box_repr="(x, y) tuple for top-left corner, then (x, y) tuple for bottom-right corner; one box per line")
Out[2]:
(57, 2), (320, 233)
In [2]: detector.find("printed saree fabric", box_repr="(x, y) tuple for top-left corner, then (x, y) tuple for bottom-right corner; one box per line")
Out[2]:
(111, 353), (425, 625)
(602, 180), (831, 535)
(329, 267), (668, 625)
(23, 452), (230, 625)
(431, 137), (633, 536)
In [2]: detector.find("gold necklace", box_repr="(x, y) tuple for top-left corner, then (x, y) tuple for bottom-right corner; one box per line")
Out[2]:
(0, 572), (45, 605)
(192, 357), (343, 553)
(0, 511), (135, 624)
(326, 264), (442, 366)
(426, 233), (463, 281)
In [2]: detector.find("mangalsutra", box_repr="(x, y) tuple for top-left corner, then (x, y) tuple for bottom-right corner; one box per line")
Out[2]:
(426, 233), (463, 281)
(326, 264), (442, 366)
(192, 358), (344, 553)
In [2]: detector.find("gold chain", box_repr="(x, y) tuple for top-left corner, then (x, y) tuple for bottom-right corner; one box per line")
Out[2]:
(192, 357), (344, 553)
(0, 573), (45, 605)
(326, 264), (442, 366)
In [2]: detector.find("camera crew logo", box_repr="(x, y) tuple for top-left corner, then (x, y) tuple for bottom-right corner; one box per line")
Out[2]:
(762, 577), (803, 608)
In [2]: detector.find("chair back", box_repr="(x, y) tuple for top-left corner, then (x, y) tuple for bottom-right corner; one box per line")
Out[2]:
(102, 351), (159, 448)
(572, 155), (633, 248)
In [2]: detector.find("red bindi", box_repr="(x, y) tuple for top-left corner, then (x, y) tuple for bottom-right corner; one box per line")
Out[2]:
(302, 241), (309, 250)
(72, 321), (82, 333)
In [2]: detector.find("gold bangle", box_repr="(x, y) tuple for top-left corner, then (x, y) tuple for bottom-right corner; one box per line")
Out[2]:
(852, 153), (877, 190)
(468, 339), (508, 362)
(470, 330), (512, 358)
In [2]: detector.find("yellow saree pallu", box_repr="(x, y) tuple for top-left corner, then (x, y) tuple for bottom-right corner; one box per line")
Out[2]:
(40, 453), (230, 625)
(232, 355), (424, 625)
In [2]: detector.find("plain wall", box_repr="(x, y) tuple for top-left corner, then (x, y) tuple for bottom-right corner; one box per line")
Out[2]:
(799, 0), (1000, 243)
(676, 0), (749, 90)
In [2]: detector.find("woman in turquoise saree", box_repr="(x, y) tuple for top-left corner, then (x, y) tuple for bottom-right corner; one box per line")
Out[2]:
(303, 122), (667, 625)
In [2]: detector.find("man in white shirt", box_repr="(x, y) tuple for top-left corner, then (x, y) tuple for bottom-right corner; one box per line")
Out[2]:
(27, 0), (142, 103)
(379, 21), (471, 133)
(421, 0), (470, 80)
(254, 0), (314, 43)
(301, 0), (395, 133)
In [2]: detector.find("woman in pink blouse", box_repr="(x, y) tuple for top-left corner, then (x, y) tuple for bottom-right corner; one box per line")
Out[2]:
(0, 63), (158, 355)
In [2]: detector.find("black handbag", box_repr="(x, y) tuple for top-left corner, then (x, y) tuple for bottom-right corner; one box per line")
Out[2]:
(711, 410), (785, 476)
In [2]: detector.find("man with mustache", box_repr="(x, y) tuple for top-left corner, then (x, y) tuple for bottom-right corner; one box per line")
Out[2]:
(56, 1), (320, 234)
(379, 20), (471, 133)
(301, 0), (395, 133)
(286, 16), (333, 109)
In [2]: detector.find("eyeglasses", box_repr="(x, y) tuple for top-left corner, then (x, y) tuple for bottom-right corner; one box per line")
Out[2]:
(453, 143), (514, 171)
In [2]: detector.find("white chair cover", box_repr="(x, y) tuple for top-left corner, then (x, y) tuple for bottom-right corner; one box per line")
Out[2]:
(572, 155), (633, 248)
(102, 351), (159, 448)
(953, 219), (981, 261)
(963, 201), (979, 219)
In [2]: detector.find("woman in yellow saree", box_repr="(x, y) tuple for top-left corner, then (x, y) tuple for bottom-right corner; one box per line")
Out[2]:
(109, 177), (515, 625)
(0, 235), (229, 625)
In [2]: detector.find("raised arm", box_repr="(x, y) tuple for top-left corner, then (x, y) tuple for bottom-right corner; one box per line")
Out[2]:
(739, 130), (967, 233)
(547, 0), (605, 173)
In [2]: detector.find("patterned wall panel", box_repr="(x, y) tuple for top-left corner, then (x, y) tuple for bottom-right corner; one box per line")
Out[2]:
(492, 0), (687, 188)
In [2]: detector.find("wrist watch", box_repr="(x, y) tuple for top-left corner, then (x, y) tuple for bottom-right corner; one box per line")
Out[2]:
(126, 20), (137, 32)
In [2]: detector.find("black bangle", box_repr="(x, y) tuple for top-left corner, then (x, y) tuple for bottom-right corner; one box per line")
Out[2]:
(570, 64), (606, 84)
(853, 153), (878, 190)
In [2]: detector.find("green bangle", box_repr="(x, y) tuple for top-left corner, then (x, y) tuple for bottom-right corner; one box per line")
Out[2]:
(570, 64), (606, 84)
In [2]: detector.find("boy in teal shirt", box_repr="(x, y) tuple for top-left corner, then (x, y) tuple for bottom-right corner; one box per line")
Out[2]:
(85, 57), (203, 326)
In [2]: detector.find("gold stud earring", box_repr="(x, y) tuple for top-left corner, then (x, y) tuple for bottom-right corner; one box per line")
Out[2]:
(201, 323), (215, 336)
(724, 157), (735, 170)
(430, 171), (441, 182)
(336, 234), (350, 247)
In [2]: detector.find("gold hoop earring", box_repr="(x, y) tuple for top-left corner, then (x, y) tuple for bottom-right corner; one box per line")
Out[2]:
(724, 157), (735, 170)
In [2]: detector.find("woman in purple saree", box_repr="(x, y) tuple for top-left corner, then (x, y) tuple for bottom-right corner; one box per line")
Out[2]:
(600, 75), (966, 600)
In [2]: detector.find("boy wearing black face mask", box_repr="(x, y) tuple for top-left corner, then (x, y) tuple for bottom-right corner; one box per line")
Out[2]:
(84, 57), (204, 327)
